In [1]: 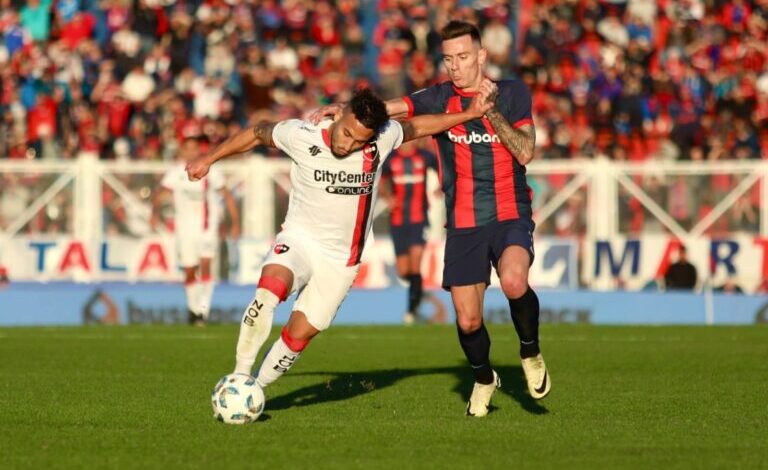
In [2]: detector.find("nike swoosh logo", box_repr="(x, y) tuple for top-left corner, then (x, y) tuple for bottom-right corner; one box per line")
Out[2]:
(534, 370), (548, 395)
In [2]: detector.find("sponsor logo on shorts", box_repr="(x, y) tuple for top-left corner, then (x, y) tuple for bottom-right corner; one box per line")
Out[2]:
(447, 130), (500, 145)
(274, 244), (290, 254)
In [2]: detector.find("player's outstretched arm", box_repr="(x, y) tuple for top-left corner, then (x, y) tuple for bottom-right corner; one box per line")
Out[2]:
(400, 83), (497, 143)
(485, 107), (536, 166)
(186, 121), (277, 181)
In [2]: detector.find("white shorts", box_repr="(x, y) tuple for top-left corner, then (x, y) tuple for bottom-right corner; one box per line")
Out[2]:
(177, 232), (217, 268)
(261, 230), (359, 331)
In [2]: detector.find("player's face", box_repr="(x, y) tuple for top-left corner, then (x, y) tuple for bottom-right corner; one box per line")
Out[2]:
(179, 139), (199, 162)
(441, 35), (487, 90)
(329, 111), (375, 157)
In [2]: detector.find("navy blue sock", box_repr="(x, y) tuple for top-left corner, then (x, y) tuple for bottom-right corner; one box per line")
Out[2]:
(407, 274), (423, 312)
(508, 287), (541, 358)
(457, 323), (494, 384)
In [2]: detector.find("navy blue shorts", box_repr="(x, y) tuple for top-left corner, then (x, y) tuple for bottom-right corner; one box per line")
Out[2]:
(442, 219), (535, 289)
(391, 223), (427, 256)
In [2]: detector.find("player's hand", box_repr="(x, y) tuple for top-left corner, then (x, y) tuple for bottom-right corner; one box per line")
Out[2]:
(468, 80), (497, 118)
(306, 103), (344, 125)
(186, 157), (210, 181)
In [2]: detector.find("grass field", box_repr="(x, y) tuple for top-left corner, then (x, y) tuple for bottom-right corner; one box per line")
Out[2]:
(1, 324), (767, 469)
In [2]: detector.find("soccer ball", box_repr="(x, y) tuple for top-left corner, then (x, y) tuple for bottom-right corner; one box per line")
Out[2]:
(211, 373), (265, 424)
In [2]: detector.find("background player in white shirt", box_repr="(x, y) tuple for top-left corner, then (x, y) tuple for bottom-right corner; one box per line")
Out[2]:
(186, 86), (496, 392)
(154, 137), (240, 325)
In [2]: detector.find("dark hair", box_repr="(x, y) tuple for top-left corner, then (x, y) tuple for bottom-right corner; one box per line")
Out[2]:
(440, 20), (482, 44)
(349, 88), (389, 134)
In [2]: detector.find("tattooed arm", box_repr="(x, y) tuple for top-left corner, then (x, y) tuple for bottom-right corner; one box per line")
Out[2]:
(187, 121), (276, 181)
(399, 84), (497, 143)
(485, 108), (536, 166)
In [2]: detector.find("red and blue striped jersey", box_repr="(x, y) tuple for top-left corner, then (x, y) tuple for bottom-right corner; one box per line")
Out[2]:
(403, 80), (534, 229)
(381, 148), (438, 227)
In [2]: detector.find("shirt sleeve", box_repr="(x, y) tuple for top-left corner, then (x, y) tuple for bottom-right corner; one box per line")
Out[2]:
(500, 80), (534, 128)
(270, 119), (304, 158)
(403, 83), (448, 117)
(377, 120), (404, 155)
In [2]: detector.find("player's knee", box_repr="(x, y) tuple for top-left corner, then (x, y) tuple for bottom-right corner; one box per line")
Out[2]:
(500, 274), (528, 300)
(456, 314), (483, 334)
(257, 275), (289, 302)
(281, 326), (314, 352)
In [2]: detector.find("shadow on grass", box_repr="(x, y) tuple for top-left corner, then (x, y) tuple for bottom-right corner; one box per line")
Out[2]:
(267, 365), (548, 416)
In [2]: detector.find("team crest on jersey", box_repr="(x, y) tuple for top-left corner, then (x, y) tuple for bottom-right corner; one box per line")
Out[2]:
(362, 143), (379, 162)
(274, 244), (290, 254)
(308, 145), (322, 156)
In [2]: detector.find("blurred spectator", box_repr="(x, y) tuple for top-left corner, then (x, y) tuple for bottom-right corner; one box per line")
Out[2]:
(715, 277), (744, 294)
(21, 0), (53, 42)
(664, 246), (698, 290)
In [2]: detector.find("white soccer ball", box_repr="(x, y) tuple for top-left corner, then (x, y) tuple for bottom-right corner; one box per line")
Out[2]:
(211, 373), (265, 424)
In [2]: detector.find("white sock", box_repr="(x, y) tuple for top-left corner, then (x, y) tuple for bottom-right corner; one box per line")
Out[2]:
(234, 288), (281, 375)
(184, 282), (200, 314)
(199, 278), (214, 319)
(256, 332), (307, 388)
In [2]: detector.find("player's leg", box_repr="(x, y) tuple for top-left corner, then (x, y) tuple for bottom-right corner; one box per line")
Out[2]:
(256, 258), (358, 388)
(494, 221), (550, 399)
(443, 226), (499, 416)
(233, 263), (292, 375)
(196, 233), (218, 322)
(391, 225), (416, 323)
(406, 241), (425, 315)
(179, 235), (203, 323)
(183, 266), (202, 324)
(254, 310), (319, 388)
(452, 283), (500, 417)
(198, 257), (214, 322)
(235, 233), (312, 376)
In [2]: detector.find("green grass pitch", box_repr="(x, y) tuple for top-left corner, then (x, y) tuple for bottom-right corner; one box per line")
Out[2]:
(1, 324), (767, 469)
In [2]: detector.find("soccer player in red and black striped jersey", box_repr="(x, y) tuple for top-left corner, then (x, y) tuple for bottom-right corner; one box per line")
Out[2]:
(312, 21), (551, 416)
(380, 140), (439, 324)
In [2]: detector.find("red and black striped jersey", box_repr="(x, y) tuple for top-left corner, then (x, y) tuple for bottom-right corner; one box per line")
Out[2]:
(381, 148), (438, 227)
(404, 80), (534, 229)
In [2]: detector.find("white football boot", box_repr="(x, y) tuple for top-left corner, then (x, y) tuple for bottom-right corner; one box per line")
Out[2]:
(465, 370), (500, 417)
(521, 353), (551, 399)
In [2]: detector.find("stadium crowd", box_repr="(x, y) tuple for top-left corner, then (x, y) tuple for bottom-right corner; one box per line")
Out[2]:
(0, 0), (513, 160)
(1, 0), (767, 238)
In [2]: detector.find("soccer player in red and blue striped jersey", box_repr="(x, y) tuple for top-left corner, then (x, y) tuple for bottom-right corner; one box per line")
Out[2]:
(404, 22), (550, 416)
(380, 140), (439, 324)
(310, 21), (550, 416)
